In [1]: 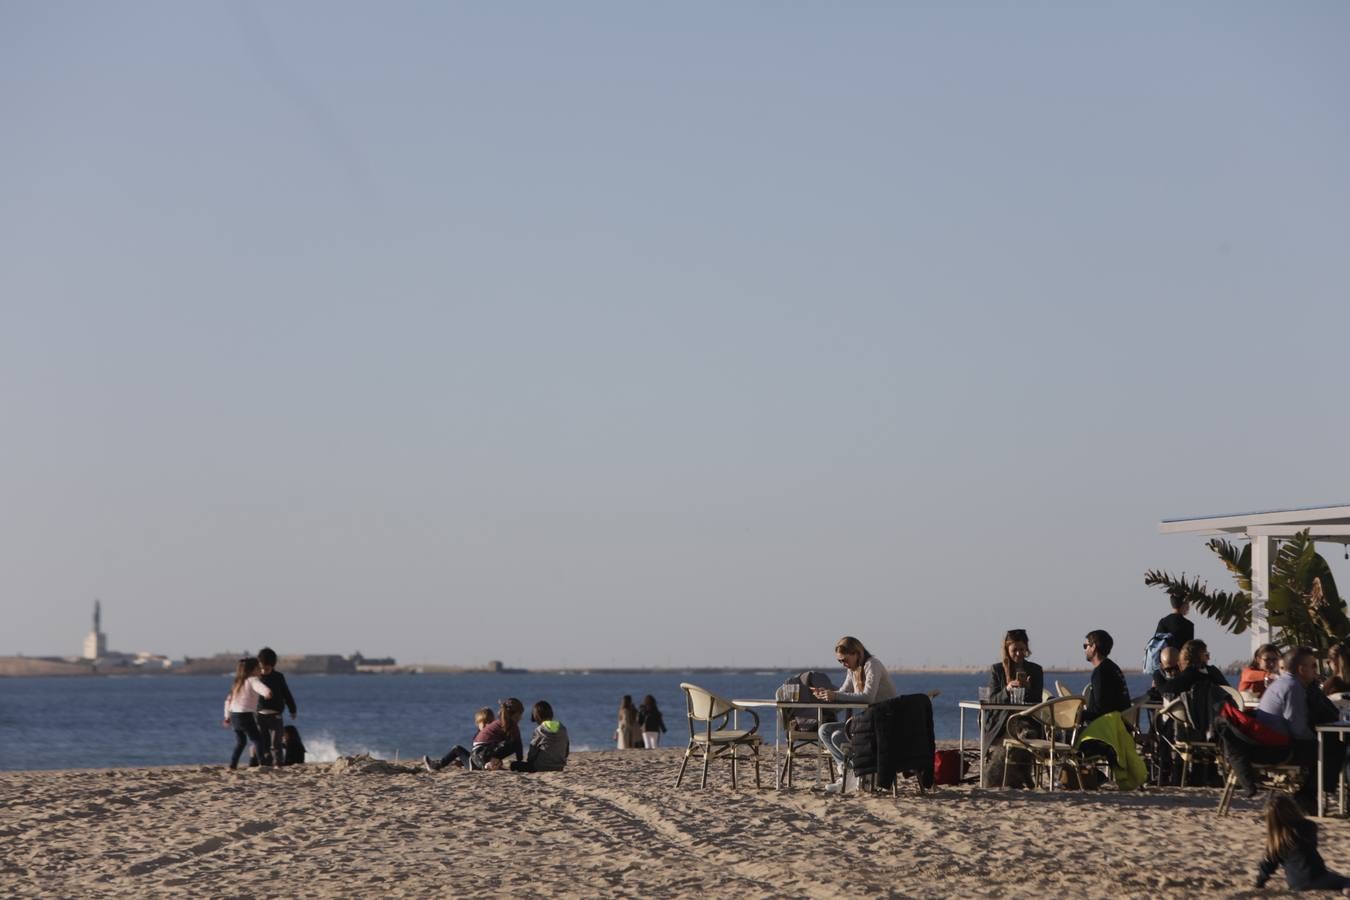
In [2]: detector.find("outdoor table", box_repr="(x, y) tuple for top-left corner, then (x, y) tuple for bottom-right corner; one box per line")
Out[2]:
(730, 699), (869, 789)
(957, 699), (1035, 788)
(1315, 723), (1350, 817)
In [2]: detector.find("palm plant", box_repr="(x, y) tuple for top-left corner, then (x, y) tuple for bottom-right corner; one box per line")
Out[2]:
(1144, 529), (1347, 654)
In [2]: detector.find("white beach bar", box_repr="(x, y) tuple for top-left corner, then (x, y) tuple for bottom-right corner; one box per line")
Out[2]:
(1159, 504), (1350, 654)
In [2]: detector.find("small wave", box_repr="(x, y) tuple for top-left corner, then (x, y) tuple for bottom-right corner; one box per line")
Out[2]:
(304, 732), (401, 764)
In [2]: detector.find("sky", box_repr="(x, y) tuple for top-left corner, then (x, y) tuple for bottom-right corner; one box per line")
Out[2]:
(2, 2), (1349, 670)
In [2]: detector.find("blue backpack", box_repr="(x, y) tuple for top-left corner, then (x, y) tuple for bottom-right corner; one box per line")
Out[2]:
(1141, 632), (1170, 675)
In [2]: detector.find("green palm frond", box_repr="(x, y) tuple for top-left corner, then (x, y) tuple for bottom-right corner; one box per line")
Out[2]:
(1143, 569), (1250, 634)
(1206, 538), (1252, 593)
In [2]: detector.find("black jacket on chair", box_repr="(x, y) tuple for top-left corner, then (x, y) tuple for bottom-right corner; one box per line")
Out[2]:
(846, 694), (936, 789)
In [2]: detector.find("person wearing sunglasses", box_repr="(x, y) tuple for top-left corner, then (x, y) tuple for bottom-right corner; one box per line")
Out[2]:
(1083, 630), (1132, 724)
(1239, 643), (1285, 698)
(811, 635), (897, 793)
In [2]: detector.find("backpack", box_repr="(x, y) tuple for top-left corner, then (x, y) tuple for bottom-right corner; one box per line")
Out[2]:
(775, 671), (838, 733)
(1141, 632), (1170, 675)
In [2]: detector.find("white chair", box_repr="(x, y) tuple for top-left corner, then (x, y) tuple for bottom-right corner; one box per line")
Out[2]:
(674, 683), (762, 789)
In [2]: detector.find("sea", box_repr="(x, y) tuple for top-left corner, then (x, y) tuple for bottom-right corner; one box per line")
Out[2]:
(0, 670), (1158, 771)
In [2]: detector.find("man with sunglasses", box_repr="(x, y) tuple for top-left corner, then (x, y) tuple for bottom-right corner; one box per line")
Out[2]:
(1083, 630), (1132, 724)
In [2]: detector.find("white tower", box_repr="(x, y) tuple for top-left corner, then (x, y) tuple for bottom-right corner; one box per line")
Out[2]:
(83, 599), (107, 660)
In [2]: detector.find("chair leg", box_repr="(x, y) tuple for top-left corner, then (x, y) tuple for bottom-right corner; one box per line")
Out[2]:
(701, 742), (711, 788)
(753, 743), (760, 789)
(730, 744), (738, 790)
(1217, 770), (1236, 817)
(676, 746), (694, 787)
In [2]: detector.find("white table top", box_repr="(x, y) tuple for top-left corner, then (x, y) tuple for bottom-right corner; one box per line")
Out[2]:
(1315, 722), (1350, 732)
(731, 699), (869, 709)
(958, 699), (1038, 712)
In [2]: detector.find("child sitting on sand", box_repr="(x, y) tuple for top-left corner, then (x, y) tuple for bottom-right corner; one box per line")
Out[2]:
(509, 701), (569, 773)
(1255, 794), (1350, 893)
(424, 707), (500, 771)
(282, 725), (306, 765)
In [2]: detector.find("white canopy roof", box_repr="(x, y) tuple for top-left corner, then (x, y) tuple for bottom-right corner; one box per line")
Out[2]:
(1159, 503), (1350, 543)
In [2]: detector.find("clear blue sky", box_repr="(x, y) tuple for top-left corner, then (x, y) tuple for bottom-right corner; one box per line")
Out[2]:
(3, 2), (1348, 668)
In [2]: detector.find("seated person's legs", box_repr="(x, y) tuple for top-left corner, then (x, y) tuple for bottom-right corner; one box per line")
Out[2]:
(817, 722), (849, 767)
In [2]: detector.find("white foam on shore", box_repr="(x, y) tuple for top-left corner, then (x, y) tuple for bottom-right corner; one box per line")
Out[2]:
(304, 733), (400, 764)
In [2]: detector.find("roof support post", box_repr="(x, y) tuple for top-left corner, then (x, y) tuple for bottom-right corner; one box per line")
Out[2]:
(1251, 535), (1275, 653)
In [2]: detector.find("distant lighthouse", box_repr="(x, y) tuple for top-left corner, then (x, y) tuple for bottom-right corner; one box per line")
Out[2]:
(83, 600), (108, 660)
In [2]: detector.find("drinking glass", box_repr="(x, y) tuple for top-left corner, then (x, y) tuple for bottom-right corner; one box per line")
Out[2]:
(1010, 687), (1025, 705)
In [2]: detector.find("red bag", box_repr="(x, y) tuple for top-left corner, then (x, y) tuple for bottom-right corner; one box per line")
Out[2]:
(1219, 703), (1290, 747)
(933, 749), (962, 785)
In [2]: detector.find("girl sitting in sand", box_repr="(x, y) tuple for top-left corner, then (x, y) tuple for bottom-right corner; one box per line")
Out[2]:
(510, 701), (569, 772)
(281, 725), (306, 765)
(1255, 794), (1350, 893)
(222, 657), (272, 770)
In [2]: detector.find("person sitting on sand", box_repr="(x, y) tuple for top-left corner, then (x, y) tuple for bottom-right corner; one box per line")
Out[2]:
(510, 701), (570, 772)
(223, 657), (273, 770)
(282, 725), (306, 765)
(1255, 794), (1350, 894)
(1082, 630), (1131, 724)
(982, 628), (1044, 745)
(478, 698), (526, 770)
(424, 707), (497, 771)
(813, 635), (897, 794)
(1238, 643), (1283, 697)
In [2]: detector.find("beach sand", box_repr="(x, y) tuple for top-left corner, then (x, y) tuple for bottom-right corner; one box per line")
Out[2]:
(2, 748), (1343, 898)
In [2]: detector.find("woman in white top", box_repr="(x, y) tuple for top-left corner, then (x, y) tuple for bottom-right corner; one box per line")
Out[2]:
(813, 635), (897, 792)
(223, 656), (272, 769)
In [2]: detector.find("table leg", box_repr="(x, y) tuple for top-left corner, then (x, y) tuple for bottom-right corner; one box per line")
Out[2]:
(958, 705), (966, 775)
(1318, 731), (1326, 818)
(1341, 733), (1346, 817)
(977, 708), (988, 789)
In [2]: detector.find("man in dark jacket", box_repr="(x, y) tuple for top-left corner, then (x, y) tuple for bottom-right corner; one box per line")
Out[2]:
(255, 646), (298, 767)
(1083, 630), (1132, 724)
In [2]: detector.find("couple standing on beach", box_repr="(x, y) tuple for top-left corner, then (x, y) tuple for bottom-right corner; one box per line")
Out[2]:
(223, 647), (300, 769)
(616, 695), (666, 749)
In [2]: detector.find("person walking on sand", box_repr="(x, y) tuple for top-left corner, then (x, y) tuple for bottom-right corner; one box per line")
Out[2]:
(638, 695), (666, 749)
(254, 647), (297, 767)
(616, 695), (641, 749)
(223, 657), (272, 769)
(813, 635), (897, 794)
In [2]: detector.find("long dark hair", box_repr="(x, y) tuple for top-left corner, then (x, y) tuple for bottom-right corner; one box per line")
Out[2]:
(619, 694), (636, 713)
(640, 694), (659, 714)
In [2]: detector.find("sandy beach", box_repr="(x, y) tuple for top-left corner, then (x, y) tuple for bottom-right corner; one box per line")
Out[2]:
(4, 747), (1345, 898)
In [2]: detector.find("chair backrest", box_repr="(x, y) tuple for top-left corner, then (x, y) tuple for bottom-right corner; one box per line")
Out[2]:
(1022, 696), (1084, 732)
(1054, 680), (1073, 698)
(1220, 684), (1244, 709)
(1041, 689), (1053, 702)
(1160, 696), (1193, 729)
(680, 683), (734, 723)
(1327, 691), (1350, 711)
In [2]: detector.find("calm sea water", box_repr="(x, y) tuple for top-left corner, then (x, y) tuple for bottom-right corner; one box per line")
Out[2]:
(0, 670), (1156, 771)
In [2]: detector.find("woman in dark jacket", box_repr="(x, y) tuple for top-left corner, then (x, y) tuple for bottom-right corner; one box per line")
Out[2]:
(982, 629), (1045, 744)
(1150, 639), (1229, 696)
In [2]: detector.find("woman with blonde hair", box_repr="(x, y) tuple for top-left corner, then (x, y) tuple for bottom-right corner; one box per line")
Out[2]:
(811, 636), (897, 794)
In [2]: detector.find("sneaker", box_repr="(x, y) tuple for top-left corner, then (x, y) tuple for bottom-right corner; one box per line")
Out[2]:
(824, 780), (844, 795)
(422, 755), (436, 772)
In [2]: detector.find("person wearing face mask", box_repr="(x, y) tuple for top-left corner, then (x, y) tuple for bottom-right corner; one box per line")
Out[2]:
(982, 629), (1045, 745)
